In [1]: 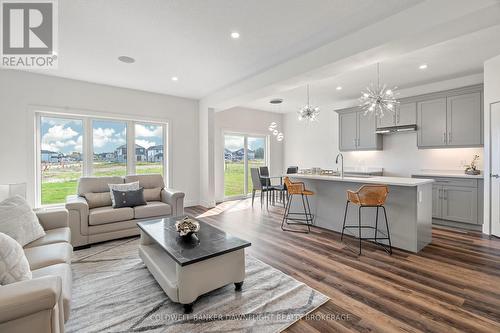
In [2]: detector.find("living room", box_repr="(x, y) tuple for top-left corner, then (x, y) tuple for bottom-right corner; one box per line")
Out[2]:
(1, 1), (500, 332)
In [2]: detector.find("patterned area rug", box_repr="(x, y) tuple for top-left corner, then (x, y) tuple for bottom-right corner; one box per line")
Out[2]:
(67, 237), (328, 333)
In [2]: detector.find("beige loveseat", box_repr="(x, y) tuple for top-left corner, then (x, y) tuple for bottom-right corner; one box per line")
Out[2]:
(0, 209), (72, 333)
(66, 174), (184, 248)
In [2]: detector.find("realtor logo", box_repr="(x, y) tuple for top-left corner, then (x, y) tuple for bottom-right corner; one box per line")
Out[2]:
(1, 0), (58, 68)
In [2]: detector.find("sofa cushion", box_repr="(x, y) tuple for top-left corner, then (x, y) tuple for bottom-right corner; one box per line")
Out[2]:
(0, 232), (32, 285)
(32, 263), (72, 321)
(88, 206), (134, 226)
(144, 187), (162, 202)
(126, 174), (164, 189)
(83, 192), (112, 209)
(24, 227), (71, 248)
(134, 201), (171, 219)
(0, 196), (46, 246)
(24, 243), (72, 270)
(78, 176), (123, 195)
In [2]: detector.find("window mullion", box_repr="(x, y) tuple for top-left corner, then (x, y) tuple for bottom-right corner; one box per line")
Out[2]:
(127, 121), (135, 175)
(84, 118), (92, 176)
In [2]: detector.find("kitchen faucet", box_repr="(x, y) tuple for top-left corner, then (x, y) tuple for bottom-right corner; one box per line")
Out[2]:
(336, 153), (344, 178)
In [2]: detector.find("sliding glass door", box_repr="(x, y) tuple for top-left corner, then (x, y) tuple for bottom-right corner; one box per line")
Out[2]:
(224, 133), (267, 199)
(247, 136), (266, 194)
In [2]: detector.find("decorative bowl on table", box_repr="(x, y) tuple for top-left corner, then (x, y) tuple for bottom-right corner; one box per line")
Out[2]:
(175, 216), (200, 237)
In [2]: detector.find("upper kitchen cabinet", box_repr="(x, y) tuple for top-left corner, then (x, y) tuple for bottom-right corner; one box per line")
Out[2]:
(337, 107), (382, 151)
(377, 102), (416, 128)
(447, 92), (482, 147)
(417, 98), (447, 147)
(417, 85), (483, 148)
(339, 111), (358, 151)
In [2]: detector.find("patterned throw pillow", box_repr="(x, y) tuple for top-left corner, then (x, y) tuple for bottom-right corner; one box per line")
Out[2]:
(0, 196), (45, 246)
(108, 181), (140, 207)
(0, 232), (32, 285)
(111, 188), (147, 208)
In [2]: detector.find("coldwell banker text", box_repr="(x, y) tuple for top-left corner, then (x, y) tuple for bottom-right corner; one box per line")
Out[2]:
(1, 0), (58, 69)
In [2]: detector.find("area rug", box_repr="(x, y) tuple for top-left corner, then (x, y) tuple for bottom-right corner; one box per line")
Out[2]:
(66, 237), (329, 333)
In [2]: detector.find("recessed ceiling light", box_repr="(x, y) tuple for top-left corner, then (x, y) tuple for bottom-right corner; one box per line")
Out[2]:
(336, 86), (343, 91)
(118, 56), (135, 64)
(419, 64), (428, 70)
(171, 76), (179, 81)
(231, 32), (240, 39)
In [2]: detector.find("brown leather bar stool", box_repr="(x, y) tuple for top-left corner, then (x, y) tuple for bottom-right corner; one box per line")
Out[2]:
(281, 177), (314, 233)
(341, 185), (392, 255)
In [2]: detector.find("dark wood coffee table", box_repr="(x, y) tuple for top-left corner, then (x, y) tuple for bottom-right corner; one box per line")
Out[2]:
(137, 215), (251, 313)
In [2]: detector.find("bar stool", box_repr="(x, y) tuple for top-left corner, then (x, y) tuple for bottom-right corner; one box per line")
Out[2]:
(281, 177), (314, 233)
(341, 185), (392, 255)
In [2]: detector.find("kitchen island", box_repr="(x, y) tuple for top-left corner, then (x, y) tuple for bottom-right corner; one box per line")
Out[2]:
(289, 174), (434, 253)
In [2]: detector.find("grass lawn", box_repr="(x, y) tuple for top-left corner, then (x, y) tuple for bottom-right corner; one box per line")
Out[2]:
(224, 160), (265, 197)
(41, 162), (164, 205)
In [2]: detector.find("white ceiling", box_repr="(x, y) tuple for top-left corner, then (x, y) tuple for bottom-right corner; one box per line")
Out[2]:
(243, 24), (500, 113)
(26, 0), (422, 98)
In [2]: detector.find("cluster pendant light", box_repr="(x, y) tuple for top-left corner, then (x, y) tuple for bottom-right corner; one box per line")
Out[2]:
(297, 84), (320, 121)
(359, 63), (399, 118)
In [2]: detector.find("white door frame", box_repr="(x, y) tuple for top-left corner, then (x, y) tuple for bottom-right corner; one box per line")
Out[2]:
(489, 101), (500, 237)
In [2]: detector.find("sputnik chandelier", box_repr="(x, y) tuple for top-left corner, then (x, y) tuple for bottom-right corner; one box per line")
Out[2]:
(359, 63), (399, 118)
(297, 84), (320, 121)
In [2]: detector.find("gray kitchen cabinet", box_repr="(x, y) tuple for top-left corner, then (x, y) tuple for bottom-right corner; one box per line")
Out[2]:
(441, 185), (478, 224)
(417, 98), (447, 147)
(339, 111), (357, 151)
(337, 108), (382, 151)
(432, 185), (442, 219)
(357, 112), (379, 149)
(377, 102), (416, 127)
(417, 86), (483, 148)
(447, 92), (481, 147)
(377, 111), (396, 128)
(413, 176), (483, 228)
(397, 102), (417, 126)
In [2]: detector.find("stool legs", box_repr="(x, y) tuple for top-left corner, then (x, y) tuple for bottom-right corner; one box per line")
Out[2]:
(382, 206), (393, 254)
(340, 204), (392, 255)
(281, 193), (313, 233)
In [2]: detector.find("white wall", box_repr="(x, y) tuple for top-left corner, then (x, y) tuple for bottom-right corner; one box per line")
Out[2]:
(483, 54), (500, 234)
(0, 70), (200, 206)
(284, 110), (483, 177)
(214, 107), (284, 202)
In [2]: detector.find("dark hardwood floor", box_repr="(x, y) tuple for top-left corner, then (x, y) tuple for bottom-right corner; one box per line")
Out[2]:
(185, 199), (500, 333)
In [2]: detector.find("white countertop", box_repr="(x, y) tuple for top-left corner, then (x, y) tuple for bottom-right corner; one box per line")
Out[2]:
(411, 170), (483, 179)
(290, 174), (434, 187)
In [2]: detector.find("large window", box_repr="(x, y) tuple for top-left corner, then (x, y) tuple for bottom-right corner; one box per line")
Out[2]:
(36, 112), (167, 206)
(135, 123), (164, 176)
(92, 120), (127, 177)
(223, 133), (268, 198)
(40, 116), (83, 205)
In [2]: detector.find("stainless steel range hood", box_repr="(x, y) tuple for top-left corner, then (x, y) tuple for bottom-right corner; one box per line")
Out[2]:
(375, 124), (417, 134)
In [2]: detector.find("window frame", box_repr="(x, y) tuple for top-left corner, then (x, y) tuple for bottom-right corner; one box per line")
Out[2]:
(222, 131), (269, 201)
(33, 109), (169, 208)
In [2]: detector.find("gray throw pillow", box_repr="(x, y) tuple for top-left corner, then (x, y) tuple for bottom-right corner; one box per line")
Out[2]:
(112, 188), (147, 208)
(108, 181), (140, 207)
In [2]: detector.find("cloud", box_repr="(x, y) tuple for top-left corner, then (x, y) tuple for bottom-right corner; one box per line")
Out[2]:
(93, 127), (125, 148)
(135, 139), (156, 149)
(74, 135), (83, 151)
(41, 125), (81, 152)
(42, 118), (80, 127)
(135, 124), (162, 138)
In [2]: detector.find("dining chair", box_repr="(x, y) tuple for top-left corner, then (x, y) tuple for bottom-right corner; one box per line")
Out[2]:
(273, 166), (299, 207)
(250, 168), (272, 208)
(286, 166), (299, 174)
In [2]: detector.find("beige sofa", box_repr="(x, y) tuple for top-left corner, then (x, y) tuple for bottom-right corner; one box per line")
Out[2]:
(0, 209), (73, 333)
(66, 174), (185, 248)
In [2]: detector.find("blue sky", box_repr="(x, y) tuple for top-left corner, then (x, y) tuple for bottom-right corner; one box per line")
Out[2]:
(41, 117), (163, 154)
